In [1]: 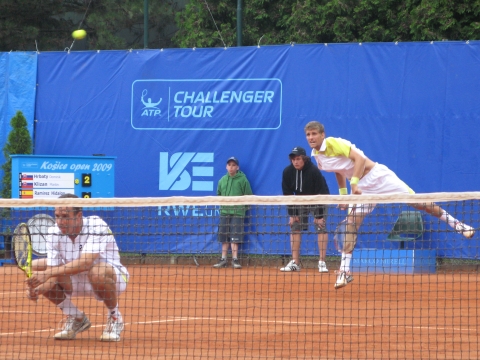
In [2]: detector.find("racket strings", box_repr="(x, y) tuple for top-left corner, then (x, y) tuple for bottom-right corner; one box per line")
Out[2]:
(13, 224), (31, 271)
(13, 234), (29, 267)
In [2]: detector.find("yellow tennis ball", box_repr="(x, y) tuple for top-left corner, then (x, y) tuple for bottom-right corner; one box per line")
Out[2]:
(72, 29), (87, 40)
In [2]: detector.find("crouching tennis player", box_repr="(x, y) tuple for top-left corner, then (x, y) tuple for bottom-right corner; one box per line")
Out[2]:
(26, 194), (129, 342)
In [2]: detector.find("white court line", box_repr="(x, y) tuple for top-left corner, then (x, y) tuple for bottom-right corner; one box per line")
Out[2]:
(0, 309), (105, 317)
(0, 317), (195, 337)
(2, 289), (470, 300)
(0, 316), (475, 337)
(0, 292), (22, 296)
(134, 288), (470, 300)
(175, 316), (477, 333)
(0, 310), (57, 315)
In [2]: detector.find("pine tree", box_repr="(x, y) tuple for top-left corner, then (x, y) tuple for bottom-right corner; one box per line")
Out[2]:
(1, 110), (33, 199)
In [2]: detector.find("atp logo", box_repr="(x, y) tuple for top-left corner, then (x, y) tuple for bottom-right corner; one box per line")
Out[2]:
(141, 89), (162, 117)
(159, 152), (214, 191)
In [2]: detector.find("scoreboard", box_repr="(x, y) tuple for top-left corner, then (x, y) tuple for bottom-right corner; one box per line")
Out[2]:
(11, 155), (115, 199)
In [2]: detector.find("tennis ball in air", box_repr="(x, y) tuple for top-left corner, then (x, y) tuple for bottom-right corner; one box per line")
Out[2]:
(72, 29), (87, 40)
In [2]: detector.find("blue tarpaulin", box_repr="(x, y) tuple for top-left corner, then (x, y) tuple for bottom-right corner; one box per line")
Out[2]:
(0, 52), (37, 172)
(7, 42), (480, 258)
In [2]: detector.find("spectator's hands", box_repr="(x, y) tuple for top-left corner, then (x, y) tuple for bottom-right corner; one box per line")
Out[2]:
(314, 217), (325, 227)
(288, 216), (300, 226)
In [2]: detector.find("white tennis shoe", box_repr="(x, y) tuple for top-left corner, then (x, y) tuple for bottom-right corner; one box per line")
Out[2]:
(280, 260), (300, 272)
(100, 313), (124, 342)
(318, 261), (329, 273)
(334, 270), (354, 289)
(54, 314), (91, 340)
(455, 222), (475, 239)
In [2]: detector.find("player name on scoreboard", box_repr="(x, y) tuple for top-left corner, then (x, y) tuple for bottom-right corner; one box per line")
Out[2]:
(19, 172), (75, 199)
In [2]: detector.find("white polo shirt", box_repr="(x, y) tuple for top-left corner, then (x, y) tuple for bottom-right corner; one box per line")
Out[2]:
(46, 215), (127, 275)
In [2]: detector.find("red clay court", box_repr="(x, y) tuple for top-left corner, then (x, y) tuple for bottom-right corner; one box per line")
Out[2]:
(1, 264), (478, 359)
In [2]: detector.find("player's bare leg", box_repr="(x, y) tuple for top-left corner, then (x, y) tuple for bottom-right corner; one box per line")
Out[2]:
(89, 262), (124, 341)
(411, 203), (475, 238)
(89, 263), (118, 309)
(335, 207), (368, 289)
(31, 274), (71, 302)
(39, 275), (91, 340)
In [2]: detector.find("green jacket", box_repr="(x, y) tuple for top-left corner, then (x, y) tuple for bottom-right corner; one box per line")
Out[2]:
(217, 170), (253, 216)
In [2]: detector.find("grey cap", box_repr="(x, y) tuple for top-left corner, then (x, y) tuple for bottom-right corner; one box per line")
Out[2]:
(227, 157), (239, 165)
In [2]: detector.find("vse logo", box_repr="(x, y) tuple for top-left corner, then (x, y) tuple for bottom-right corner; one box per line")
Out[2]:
(159, 152), (214, 191)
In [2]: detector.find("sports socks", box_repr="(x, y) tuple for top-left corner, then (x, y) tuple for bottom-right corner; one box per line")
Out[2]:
(440, 210), (457, 228)
(108, 304), (120, 319)
(58, 295), (83, 319)
(340, 253), (352, 272)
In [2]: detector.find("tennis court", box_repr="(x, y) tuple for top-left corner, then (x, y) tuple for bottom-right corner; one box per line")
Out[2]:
(1, 263), (478, 359)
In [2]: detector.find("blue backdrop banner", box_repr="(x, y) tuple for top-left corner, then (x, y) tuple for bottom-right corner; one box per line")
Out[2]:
(0, 52), (37, 182)
(33, 42), (480, 258)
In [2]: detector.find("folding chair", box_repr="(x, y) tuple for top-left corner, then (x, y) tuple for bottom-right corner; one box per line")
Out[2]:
(387, 211), (424, 249)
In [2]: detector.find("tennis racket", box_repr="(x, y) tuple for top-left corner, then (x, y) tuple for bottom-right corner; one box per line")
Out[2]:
(13, 223), (33, 278)
(333, 220), (358, 254)
(27, 213), (54, 256)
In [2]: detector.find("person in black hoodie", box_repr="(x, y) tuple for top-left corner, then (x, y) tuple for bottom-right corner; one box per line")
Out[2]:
(281, 146), (330, 272)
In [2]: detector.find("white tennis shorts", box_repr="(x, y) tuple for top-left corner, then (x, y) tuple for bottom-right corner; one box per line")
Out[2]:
(350, 163), (414, 216)
(71, 263), (129, 300)
(359, 163), (414, 195)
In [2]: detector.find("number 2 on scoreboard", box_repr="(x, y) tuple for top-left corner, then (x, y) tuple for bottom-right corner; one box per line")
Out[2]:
(82, 173), (92, 187)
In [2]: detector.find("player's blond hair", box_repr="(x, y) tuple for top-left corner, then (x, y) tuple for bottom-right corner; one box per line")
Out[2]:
(304, 121), (325, 134)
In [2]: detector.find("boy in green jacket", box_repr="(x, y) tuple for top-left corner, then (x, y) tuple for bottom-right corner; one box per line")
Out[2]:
(213, 157), (253, 269)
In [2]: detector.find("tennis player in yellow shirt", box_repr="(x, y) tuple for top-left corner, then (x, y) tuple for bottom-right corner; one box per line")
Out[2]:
(304, 121), (475, 289)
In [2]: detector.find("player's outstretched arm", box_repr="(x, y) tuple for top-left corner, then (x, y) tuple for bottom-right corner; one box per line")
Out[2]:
(348, 148), (366, 195)
(31, 258), (47, 271)
(335, 173), (349, 210)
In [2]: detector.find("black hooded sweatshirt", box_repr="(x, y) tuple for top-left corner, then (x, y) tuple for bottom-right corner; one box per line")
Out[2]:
(281, 158), (330, 218)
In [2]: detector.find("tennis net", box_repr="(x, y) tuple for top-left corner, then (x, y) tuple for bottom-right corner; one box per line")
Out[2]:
(0, 192), (479, 359)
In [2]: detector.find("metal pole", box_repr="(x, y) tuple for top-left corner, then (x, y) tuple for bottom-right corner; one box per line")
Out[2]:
(236, 0), (242, 46)
(144, 0), (149, 48)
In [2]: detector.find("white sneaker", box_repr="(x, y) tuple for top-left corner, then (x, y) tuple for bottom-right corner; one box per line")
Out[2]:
(334, 271), (354, 289)
(318, 261), (329, 273)
(54, 315), (91, 340)
(455, 222), (475, 239)
(100, 313), (124, 342)
(280, 260), (300, 272)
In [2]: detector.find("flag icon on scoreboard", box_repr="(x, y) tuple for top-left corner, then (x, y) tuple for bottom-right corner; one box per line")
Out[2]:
(20, 173), (33, 181)
(20, 190), (33, 199)
(20, 181), (33, 189)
